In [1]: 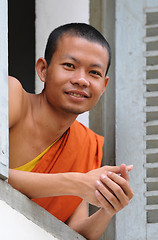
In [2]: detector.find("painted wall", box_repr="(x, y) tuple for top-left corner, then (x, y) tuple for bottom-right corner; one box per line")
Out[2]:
(115, 0), (147, 239)
(0, 180), (85, 240)
(0, 200), (58, 240)
(0, 0), (8, 179)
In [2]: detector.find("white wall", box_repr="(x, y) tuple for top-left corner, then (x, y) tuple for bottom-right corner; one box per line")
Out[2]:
(0, 180), (85, 240)
(115, 0), (146, 239)
(0, 0), (8, 179)
(35, 0), (89, 126)
(0, 200), (58, 240)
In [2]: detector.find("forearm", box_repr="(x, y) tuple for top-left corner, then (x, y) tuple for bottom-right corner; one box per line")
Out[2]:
(8, 165), (133, 207)
(69, 208), (112, 240)
(8, 169), (83, 199)
(67, 165), (134, 239)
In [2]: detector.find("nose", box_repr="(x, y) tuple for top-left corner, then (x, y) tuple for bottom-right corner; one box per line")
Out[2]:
(70, 72), (90, 88)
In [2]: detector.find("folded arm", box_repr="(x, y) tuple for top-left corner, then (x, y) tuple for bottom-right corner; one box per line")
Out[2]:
(9, 164), (133, 207)
(9, 164), (134, 240)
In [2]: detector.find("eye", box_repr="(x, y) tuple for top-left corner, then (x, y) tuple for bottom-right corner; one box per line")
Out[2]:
(63, 63), (75, 69)
(90, 70), (102, 77)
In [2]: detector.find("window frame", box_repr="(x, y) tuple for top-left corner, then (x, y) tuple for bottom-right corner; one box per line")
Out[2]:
(0, 0), (9, 180)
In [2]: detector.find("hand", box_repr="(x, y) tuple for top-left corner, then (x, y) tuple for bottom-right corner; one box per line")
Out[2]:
(80, 164), (133, 207)
(95, 164), (134, 218)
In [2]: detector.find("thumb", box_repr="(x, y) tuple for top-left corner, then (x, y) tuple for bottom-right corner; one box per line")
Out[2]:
(120, 164), (129, 181)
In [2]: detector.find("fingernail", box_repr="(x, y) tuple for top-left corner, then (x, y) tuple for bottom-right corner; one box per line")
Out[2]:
(127, 165), (133, 169)
(100, 174), (106, 180)
(107, 171), (112, 176)
(96, 180), (101, 186)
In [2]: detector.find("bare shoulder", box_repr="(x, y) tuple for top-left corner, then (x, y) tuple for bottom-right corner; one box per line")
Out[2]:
(9, 76), (23, 94)
(9, 76), (28, 128)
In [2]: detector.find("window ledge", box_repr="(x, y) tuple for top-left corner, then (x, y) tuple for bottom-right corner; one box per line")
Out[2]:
(0, 179), (85, 240)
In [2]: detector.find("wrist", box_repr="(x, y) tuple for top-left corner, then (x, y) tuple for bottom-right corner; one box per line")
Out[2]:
(60, 172), (85, 198)
(100, 207), (114, 220)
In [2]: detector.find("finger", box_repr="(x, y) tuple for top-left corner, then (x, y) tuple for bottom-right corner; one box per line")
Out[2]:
(102, 165), (133, 174)
(99, 176), (130, 208)
(126, 164), (133, 172)
(96, 180), (124, 211)
(120, 164), (129, 181)
(95, 190), (116, 217)
(95, 190), (115, 216)
(106, 172), (134, 200)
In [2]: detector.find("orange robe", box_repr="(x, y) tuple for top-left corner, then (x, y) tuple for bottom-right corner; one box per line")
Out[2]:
(31, 120), (104, 222)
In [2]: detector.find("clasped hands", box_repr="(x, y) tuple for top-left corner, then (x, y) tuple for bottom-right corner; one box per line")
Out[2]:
(82, 164), (134, 217)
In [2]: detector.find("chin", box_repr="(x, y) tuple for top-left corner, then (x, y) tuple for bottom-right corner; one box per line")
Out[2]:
(62, 107), (89, 115)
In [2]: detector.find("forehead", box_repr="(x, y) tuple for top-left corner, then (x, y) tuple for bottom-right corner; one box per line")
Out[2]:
(53, 35), (109, 68)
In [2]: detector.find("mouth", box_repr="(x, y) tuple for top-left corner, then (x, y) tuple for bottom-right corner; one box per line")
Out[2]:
(65, 91), (89, 98)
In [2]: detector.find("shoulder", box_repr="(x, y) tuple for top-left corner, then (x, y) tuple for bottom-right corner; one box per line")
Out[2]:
(9, 76), (28, 128)
(71, 120), (104, 145)
(9, 76), (24, 96)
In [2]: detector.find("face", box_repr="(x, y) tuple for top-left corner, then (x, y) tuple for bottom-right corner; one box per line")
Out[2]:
(40, 35), (109, 115)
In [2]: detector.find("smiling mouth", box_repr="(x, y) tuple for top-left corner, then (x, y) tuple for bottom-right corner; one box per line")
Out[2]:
(66, 91), (89, 98)
(68, 92), (87, 98)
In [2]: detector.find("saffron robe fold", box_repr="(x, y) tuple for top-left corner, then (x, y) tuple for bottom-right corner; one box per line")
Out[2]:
(31, 120), (104, 222)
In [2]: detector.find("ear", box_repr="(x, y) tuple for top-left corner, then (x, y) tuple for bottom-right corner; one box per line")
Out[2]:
(36, 58), (48, 83)
(101, 76), (109, 95)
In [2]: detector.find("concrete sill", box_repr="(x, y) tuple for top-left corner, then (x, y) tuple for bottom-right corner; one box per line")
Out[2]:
(0, 179), (85, 240)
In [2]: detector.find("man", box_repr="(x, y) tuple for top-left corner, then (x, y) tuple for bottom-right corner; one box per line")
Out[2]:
(9, 23), (134, 239)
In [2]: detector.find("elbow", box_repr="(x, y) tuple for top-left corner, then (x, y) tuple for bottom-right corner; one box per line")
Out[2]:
(74, 229), (99, 240)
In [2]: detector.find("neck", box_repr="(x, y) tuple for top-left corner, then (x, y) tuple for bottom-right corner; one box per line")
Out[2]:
(30, 92), (78, 141)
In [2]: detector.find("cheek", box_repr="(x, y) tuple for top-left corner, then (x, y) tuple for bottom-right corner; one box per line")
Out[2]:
(92, 82), (105, 99)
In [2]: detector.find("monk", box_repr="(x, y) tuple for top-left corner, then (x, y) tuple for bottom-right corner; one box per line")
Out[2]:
(8, 23), (134, 239)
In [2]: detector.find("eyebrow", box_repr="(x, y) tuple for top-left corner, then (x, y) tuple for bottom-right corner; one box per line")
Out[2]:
(62, 55), (80, 64)
(62, 54), (105, 71)
(89, 64), (105, 71)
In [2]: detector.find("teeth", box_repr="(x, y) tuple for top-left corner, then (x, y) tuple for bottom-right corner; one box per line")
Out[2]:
(69, 93), (83, 97)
